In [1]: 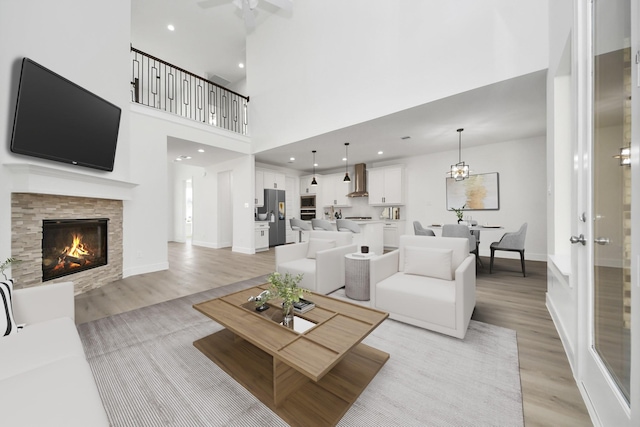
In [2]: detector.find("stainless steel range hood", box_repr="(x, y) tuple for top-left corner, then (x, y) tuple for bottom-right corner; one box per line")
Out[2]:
(346, 163), (369, 197)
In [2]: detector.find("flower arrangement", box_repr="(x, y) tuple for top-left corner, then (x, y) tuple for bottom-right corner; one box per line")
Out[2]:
(451, 204), (466, 222)
(264, 272), (309, 309)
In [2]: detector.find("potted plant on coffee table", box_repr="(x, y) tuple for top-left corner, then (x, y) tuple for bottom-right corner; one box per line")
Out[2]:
(264, 272), (309, 326)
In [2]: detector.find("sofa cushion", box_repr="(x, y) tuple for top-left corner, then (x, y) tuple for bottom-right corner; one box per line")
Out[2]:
(1, 279), (18, 337)
(306, 238), (336, 259)
(375, 272), (456, 329)
(0, 316), (86, 380)
(278, 258), (317, 291)
(404, 246), (453, 280)
(0, 355), (110, 426)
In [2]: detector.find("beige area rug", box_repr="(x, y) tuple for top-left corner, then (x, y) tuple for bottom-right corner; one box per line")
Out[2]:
(78, 276), (524, 426)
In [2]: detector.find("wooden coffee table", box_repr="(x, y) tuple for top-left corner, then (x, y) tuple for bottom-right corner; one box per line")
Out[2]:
(193, 285), (389, 427)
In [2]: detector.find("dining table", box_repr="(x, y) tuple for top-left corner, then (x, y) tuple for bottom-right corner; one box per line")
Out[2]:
(427, 224), (505, 259)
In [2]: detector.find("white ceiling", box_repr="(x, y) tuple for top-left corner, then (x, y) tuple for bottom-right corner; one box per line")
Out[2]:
(132, 0), (548, 173)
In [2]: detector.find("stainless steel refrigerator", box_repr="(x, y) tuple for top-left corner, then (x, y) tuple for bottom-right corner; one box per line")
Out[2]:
(258, 189), (286, 247)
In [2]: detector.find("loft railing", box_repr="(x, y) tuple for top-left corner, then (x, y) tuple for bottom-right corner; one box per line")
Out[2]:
(130, 46), (249, 135)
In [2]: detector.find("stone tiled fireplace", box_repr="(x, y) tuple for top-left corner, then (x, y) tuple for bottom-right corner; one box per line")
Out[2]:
(11, 193), (123, 294)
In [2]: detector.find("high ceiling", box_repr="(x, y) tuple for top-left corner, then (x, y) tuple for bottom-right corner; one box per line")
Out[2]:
(132, 0), (548, 173)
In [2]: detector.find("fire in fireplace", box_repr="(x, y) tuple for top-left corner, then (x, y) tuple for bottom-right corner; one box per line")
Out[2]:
(42, 219), (108, 282)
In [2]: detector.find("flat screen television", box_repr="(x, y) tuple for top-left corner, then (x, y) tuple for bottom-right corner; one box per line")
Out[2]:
(10, 58), (121, 172)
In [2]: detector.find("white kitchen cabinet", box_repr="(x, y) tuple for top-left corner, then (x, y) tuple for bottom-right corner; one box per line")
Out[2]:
(255, 222), (270, 252)
(321, 173), (352, 207)
(263, 171), (285, 189)
(383, 220), (405, 249)
(368, 166), (404, 205)
(254, 170), (264, 207)
(300, 175), (320, 195)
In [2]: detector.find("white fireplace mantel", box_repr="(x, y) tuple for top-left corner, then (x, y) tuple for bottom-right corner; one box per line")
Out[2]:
(4, 163), (138, 201)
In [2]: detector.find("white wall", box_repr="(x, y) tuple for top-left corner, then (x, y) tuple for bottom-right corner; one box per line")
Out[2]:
(247, 0), (548, 152)
(399, 137), (547, 261)
(0, 0), (131, 273)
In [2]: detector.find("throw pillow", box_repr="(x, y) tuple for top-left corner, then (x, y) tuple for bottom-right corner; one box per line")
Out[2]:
(306, 238), (336, 259)
(1, 279), (18, 337)
(404, 246), (453, 280)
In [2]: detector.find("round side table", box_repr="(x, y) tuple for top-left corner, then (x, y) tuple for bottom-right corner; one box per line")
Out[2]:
(344, 253), (372, 301)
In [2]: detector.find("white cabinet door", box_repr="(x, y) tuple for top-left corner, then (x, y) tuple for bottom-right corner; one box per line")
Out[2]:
(367, 169), (385, 204)
(274, 173), (285, 190)
(255, 223), (269, 252)
(368, 166), (404, 205)
(255, 170), (264, 207)
(300, 175), (319, 195)
(321, 174), (352, 207)
(262, 171), (274, 189)
(262, 171), (285, 189)
(383, 167), (403, 204)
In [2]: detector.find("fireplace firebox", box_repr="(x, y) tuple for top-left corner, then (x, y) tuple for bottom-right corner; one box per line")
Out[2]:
(42, 219), (108, 282)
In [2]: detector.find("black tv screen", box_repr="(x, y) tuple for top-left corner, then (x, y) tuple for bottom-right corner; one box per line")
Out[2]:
(10, 58), (121, 172)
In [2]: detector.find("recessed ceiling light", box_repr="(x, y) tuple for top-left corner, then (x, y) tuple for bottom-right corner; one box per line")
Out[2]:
(289, 157), (295, 161)
(167, 24), (175, 31)
(342, 157), (347, 161)
(198, 149), (205, 153)
(378, 151), (383, 155)
(314, 163), (318, 167)
(239, 63), (245, 68)
(175, 157), (182, 161)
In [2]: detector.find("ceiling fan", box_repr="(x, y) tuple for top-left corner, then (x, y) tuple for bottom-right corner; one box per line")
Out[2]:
(198, 0), (292, 30)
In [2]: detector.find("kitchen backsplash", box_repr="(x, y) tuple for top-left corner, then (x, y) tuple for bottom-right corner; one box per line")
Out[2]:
(320, 197), (402, 220)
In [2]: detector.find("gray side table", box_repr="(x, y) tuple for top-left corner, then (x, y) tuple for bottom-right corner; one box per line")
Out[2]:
(344, 253), (373, 301)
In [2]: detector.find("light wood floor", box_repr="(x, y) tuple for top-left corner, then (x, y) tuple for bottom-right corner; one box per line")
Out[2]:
(75, 242), (592, 426)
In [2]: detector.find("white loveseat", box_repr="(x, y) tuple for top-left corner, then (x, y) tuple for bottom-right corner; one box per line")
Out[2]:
(0, 281), (109, 426)
(276, 231), (357, 294)
(369, 235), (476, 339)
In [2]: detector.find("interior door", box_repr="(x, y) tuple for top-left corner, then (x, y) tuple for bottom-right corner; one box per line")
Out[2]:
(577, 0), (632, 424)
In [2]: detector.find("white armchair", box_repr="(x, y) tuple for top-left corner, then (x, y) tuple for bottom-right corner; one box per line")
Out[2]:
(369, 235), (476, 339)
(276, 231), (357, 294)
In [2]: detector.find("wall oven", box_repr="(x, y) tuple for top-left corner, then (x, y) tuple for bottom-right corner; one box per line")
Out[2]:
(300, 210), (316, 221)
(300, 195), (316, 208)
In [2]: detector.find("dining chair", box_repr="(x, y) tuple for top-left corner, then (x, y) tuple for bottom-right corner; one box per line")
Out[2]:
(336, 219), (360, 233)
(290, 218), (311, 243)
(413, 221), (435, 236)
(489, 223), (528, 277)
(442, 224), (480, 268)
(311, 219), (333, 231)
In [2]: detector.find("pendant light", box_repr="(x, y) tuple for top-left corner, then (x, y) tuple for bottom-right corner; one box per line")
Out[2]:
(343, 142), (351, 182)
(311, 150), (318, 186)
(449, 128), (470, 181)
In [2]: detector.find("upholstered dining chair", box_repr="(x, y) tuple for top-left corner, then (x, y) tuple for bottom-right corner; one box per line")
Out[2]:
(442, 224), (480, 268)
(413, 221), (435, 236)
(311, 219), (333, 231)
(290, 218), (311, 243)
(489, 223), (528, 277)
(336, 219), (360, 233)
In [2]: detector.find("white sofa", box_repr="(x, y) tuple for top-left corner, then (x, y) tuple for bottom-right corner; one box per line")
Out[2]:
(0, 281), (109, 426)
(369, 236), (476, 339)
(276, 231), (357, 294)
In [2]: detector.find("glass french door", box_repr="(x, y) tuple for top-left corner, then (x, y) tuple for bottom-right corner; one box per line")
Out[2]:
(580, 0), (633, 424)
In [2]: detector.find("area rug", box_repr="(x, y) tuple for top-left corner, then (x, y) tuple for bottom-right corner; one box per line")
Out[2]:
(78, 276), (524, 426)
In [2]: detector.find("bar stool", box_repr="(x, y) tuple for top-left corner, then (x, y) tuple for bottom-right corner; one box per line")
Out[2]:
(311, 219), (333, 231)
(290, 218), (311, 243)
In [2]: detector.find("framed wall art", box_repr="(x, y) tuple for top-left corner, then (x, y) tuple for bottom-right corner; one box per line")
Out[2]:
(446, 172), (500, 211)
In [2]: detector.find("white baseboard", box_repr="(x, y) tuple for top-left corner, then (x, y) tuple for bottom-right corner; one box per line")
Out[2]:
(123, 261), (169, 279)
(232, 245), (255, 254)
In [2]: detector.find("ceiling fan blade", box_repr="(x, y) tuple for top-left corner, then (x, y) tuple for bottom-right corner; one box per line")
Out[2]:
(262, 0), (292, 11)
(241, 0), (256, 29)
